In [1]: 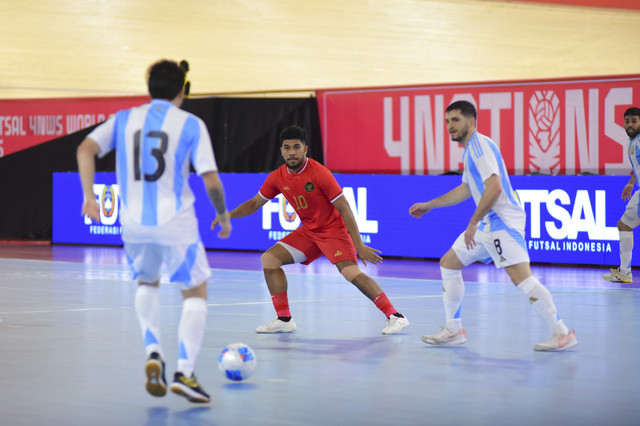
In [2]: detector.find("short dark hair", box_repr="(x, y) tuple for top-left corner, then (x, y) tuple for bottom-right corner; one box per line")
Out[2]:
(624, 107), (640, 118)
(146, 60), (186, 100)
(280, 125), (308, 145)
(446, 100), (477, 120)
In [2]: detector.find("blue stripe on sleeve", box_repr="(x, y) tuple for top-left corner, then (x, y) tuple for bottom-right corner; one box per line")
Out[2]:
(468, 133), (483, 159)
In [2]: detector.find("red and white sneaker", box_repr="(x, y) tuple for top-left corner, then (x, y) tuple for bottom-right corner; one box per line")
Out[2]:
(382, 314), (409, 335)
(534, 329), (578, 351)
(255, 318), (297, 333)
(421, 326), (467, 346)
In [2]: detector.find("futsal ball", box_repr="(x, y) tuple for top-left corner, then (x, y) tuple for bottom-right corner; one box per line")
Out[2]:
(218, 343), (257, 381)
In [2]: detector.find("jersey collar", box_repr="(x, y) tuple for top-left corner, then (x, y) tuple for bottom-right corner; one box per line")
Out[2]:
(286, 157), (309, 175)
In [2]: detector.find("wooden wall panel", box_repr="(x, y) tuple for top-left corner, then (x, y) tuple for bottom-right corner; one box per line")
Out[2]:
(0, 0), (638, 99)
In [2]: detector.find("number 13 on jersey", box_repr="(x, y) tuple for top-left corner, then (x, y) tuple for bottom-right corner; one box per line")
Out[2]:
(133, 129), (168, 182)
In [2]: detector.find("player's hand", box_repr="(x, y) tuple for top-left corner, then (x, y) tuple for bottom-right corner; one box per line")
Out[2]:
(81, 199), (100, 223)
(213, 212), (232, 239)
(217, 221), (232, 239)
(622, 184), (634, 201)
(409, 202), (431, 218)
(357, 244), (383, 266)
(464, 222), (478, 250)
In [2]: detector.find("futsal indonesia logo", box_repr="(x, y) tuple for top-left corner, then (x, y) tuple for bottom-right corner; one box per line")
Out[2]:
(529, 90), (561, 175)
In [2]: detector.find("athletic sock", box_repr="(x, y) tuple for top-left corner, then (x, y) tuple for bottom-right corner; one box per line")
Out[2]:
(441, 267), (464, 332)
(272, 292), (291, 318)
(177, 297), (207, 377)
(517, 275), (569, 334)
(134, 284), (162, 357)
(619, 231), (633, 274)
(373, 292), (398, 318)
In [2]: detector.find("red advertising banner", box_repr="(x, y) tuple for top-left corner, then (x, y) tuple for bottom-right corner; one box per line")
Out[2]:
(505, 0), (640, 11)
(317, 75), (640, 175)
(0, 96), (149, 158)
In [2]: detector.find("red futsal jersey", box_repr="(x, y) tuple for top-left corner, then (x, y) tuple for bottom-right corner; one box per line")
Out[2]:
(259, 158), (345, 232)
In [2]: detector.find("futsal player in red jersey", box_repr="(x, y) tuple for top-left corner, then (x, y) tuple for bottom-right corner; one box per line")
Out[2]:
(211, 125), (409, 334)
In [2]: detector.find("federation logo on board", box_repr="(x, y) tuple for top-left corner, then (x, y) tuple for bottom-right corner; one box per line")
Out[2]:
(101, 185), (116, 218)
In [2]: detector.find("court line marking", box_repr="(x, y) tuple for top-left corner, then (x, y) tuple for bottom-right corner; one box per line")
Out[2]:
(0, 259), (636, 316)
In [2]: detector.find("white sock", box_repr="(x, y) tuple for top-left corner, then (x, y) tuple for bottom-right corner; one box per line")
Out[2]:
(619, 231), (633, 274)
(135, 285), (162, 357)
(517, 276), (569, 335)
(177, 297), (208, 377)
(441, 267), (464, 332)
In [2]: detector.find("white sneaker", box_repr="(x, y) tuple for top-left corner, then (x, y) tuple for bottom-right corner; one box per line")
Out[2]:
(381, 315), (409, 335)
(421, 326), (467, 346)
(255, 318), (297, 333)
(603, 268), (632, 283)
(534, 329), (577, 351)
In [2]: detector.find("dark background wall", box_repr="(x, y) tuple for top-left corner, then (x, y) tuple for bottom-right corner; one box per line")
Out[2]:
(0, 97), (321, 240)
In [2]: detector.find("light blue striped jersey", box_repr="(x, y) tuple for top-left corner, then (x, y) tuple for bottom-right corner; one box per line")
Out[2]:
(88, 99), (217, 242)
(627, 133), (640, 183)
(462, 132), (525, 233)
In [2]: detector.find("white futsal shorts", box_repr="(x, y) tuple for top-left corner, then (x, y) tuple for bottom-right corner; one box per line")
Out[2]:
(451, 227), (530, 268)
(621, 190), (640, 228)
(124, 241), (211, 289)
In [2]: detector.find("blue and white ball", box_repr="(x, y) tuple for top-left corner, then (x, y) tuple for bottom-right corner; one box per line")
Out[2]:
(218, 343), (257, 381)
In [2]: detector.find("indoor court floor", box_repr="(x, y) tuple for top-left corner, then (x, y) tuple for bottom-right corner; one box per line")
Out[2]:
(0, 243), (638, 426)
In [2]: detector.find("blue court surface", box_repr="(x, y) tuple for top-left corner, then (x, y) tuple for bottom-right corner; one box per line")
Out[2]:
(0, 245), (638, 426)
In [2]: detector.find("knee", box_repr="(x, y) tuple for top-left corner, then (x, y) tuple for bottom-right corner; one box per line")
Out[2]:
(261, 252), (284, 270)
(440, 266), (462, 280)
(439, 256), (458, 270)
(618, 220), (633, 232)
(440, 249), (463, 270)
(340, 264), (362, 282)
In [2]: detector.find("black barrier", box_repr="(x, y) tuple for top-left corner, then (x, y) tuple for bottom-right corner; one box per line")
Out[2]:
(0, 97), (321, 240)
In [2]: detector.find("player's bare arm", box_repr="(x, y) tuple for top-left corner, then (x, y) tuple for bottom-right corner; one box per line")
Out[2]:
(202, 171), (231, 238)
(333, 195), (382, 266)
(76, 138), (102, 223)
(464, 174), (502, 249)
(409, 183), (471, 218)
(210, 193), (268, 229)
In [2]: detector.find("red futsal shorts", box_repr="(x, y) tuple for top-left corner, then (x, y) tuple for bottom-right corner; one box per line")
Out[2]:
(280, 225), (358, 265)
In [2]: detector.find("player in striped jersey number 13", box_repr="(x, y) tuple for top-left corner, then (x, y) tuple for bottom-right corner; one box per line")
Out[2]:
(77, 59), (231, 403)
